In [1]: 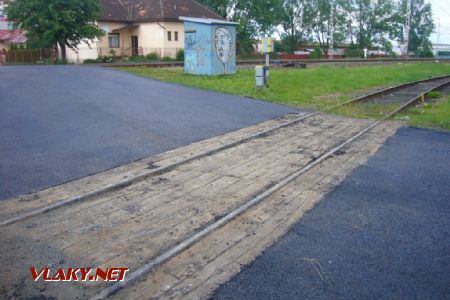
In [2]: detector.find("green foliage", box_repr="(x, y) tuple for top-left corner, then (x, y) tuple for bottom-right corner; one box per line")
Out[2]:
(392, 0), (434, 56)
(176, 49), (185, 61)
(5, 0), (104, 59)
(128, 55), (147, 62)
(101, 56), (114, 63)
(162, 56), (174, 62)
(427, 91), (442, 98)
(54, 59), (68, 65)
(346, 45), (364, 58)
(146, 52), (160, 60)
(309, 46), (322, 59)
(83, 58), (101, 64)
(303, 0), (349, 56)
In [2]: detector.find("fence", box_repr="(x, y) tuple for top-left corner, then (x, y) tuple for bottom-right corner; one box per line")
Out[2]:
(0, 47), (182, 65)
(97, 47), (182, 58)
(0, 48), (57, 64)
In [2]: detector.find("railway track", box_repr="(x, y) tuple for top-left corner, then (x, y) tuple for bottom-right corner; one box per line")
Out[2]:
(102, 57), (450, 69)
(1, 75), (449, 299)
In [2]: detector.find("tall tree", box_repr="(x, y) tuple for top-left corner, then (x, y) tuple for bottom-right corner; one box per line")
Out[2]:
(197, 0), (230, 18)
(346, 0), (397, 50)
(303, 0), (349, 55)
(279, 0), (306, 53)
(391, 0), (434, 57)
(6, 0), (104, 59)
(199, 0), (284, 54)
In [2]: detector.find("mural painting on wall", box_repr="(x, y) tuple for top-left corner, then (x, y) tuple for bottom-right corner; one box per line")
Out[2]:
(214, 27), (234, 74)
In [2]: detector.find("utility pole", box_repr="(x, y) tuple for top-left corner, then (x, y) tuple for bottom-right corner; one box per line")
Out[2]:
(330, 3), (334, 60)
(404, 0), (411, 57)
(436, 18), (440, 45)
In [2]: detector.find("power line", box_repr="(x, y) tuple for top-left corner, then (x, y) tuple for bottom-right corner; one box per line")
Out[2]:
(430, 0), (450, 18)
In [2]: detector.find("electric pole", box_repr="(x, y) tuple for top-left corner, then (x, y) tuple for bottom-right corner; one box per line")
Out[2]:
(330, 3), (334, 60)
(437, 18), (440, 45)
(404, 0), (411, 57)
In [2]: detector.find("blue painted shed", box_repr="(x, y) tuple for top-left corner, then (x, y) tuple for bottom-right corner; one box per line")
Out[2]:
(180, 17), (238, 75)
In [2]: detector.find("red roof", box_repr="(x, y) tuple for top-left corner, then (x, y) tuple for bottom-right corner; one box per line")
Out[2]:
(0, 29), (26, 44)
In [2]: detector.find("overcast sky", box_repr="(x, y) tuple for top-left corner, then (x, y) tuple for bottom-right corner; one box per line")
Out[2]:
(429, 0), (450, 44)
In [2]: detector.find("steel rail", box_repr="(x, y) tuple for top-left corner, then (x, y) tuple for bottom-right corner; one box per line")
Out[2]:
(2, 75), (448, 227)
(91, 79), (449, 299)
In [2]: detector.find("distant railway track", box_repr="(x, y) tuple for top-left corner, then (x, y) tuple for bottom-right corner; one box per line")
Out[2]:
(104, 57), (450, 69)
(1, 75), (449, 299)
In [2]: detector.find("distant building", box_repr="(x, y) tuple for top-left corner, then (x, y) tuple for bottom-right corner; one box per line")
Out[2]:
(0, 1), (26, 51)
(432, 44), (450, 59)
(66, 0), (224, 63)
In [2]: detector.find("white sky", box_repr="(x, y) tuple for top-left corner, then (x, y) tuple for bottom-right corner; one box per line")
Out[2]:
(429, 0), (450, 44)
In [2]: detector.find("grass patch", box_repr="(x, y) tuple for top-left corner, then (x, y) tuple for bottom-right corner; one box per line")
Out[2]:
(394, 96), (450, 130)
(331, 102), (401, 119)
(118, 63), (449, 111)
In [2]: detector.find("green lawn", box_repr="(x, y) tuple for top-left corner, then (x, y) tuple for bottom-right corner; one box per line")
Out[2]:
(118, 63), (449, 109)
(118, 63), (450, 130)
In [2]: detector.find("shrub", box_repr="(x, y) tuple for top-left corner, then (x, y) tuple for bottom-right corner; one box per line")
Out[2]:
(309, 46), (322, 59)
(54, 58), (68, 64)
(128, 55), (146, 62)
(162, 55), (174, 62)
(176, 49), (184, 61)
(83, 58), (101, 64)
(101, 56), (113, 63)
(346, 45), (364, 58)
(146, 52), (160, 60)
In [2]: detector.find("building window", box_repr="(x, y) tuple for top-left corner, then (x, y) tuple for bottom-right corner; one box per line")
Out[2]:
(174, 31), (178, 41)
(108, 33), (120, 48)
(168, 31), (172, 41)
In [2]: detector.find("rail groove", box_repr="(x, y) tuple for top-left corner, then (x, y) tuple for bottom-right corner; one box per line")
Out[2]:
(91, 78), (449, 299)
(2, 75), (448, 227)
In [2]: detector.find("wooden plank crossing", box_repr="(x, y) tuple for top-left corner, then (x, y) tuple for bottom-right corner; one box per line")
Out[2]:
(0, 113), (401, 299)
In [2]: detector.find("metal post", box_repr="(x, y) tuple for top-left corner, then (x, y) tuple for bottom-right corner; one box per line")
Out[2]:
(404, 0), (411, 57)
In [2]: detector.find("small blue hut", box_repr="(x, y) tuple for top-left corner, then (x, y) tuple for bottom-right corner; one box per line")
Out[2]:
(180, 17), (238, 75)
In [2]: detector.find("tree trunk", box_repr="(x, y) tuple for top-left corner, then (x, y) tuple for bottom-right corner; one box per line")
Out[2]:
(59, 41), (66, 60)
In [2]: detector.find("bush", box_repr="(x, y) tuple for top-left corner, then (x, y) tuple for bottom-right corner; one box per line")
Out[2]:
(101, 56), (114, 63)
(128, 55), (146, 62)
(309, 46), (322, 59)
(162, 56), (174, 62)
(54, 58), (68, 64)
(145, 52), (160, 60)
(346, 45), (364, 58)
(176, 49), (184, 61)
(83, 58), (101, 64)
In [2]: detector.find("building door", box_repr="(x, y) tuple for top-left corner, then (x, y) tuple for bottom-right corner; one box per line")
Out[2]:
(131, 36), (139, 56)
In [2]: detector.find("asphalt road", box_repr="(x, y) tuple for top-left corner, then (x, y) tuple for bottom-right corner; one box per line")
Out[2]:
(0, 66), (297, 200)
(212, 127), (450, 299)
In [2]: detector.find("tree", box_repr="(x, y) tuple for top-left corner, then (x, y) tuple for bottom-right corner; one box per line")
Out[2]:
(197, 0), (230, 18)
(346, 0), (397, 50)
(199, 0), (284, 54)
(391, 0), (434, 57)
(303, 0), (349, 56)
(6, 0), (104, 60)
(279, 0), (306, 53)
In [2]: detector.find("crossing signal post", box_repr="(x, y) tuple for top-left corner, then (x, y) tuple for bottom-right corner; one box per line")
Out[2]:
(256, 37), (273, 88)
